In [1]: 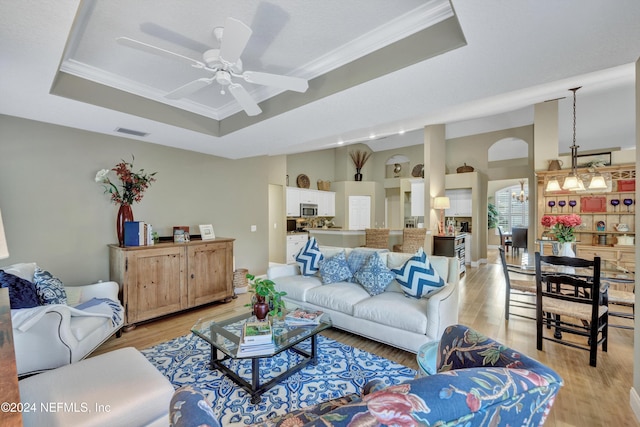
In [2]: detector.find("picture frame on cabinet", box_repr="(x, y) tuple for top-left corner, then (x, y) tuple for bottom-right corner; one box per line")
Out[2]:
(199, 224), (215, 240)
(173, 226), (190, 243)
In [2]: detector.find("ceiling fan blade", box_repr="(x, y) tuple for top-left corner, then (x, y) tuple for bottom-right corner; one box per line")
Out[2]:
(228, 83), (261, 116)
(242, 71), (308, 93)
(165, 78), (213, 99)
(219, 18), (252, 65)
(116, 37), (205, 69)
(140, 22), (212, 53)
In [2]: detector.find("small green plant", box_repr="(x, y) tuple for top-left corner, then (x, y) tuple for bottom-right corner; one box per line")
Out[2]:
(245, 273), (287, 318)
(488, 203), (499, 229)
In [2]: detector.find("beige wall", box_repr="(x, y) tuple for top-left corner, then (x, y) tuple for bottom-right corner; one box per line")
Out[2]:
(286, 149), (336, 191)
(0, 115), (282, 283)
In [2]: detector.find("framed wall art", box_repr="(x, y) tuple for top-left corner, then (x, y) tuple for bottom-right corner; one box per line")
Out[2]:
(576, 152), (611, 167)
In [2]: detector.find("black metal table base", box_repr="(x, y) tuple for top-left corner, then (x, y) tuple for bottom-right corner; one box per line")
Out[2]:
(210, 334), (318, 404)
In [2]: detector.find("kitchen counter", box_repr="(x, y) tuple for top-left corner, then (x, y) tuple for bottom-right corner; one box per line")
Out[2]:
(308, 228), (404, 249)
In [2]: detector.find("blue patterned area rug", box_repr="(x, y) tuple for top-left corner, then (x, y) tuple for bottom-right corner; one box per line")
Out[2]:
(142, 334), (416, 426)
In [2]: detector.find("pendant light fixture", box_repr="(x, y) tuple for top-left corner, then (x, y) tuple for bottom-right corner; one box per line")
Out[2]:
(588, 172), (608, 190)
(512, 180), (528, 203)
(561, 87), (583, 191)
(545, 177), (561, 192)
(546, 86), (608, 192)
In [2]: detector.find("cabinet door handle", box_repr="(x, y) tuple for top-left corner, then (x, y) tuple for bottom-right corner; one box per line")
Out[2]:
(191, 274), (195, 279)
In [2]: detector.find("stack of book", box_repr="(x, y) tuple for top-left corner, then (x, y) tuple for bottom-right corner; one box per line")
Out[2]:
(237, 321), (275, 357)
(285, 308), (324, 326)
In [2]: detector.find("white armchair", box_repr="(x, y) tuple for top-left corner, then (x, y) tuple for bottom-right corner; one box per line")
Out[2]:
(3, 262), (124, 376)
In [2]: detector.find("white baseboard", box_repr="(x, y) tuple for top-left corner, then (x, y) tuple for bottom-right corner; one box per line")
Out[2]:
(630, 387), (640, 422)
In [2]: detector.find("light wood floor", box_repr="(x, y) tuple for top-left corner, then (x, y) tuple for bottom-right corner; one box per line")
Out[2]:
(94, 249), (638, 426)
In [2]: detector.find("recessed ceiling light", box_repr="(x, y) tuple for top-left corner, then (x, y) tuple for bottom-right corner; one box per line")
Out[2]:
(369, 134), (376, 139)
(398, 129), (405, 135)
(337, 140), (344, 145)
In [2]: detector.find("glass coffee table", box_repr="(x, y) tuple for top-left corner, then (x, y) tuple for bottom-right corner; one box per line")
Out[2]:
(191, 311), (332, 403)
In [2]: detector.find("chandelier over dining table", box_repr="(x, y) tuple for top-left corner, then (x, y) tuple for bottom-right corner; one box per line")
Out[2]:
(545, 87), (608, 192)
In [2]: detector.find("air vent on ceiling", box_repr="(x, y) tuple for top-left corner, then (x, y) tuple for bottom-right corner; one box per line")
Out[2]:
(115, 127), (149, 137)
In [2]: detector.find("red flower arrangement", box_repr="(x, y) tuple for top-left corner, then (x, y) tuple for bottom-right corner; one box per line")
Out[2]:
(540, 214), (582, 243)
(95, 157), (157, 206)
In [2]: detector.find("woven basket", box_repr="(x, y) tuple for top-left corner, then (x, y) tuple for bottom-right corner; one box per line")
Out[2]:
(233, 268), (249, 289)
(317, 180), (331, 191)
(456, 163), (474, 173)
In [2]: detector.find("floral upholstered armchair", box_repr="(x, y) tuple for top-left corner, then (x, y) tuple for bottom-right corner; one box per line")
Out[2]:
(169, 324), (563, 427)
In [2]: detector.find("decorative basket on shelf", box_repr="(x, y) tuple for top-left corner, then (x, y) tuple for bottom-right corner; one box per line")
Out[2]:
(317, 180), (331, 191)
(456, 163), (474, 173)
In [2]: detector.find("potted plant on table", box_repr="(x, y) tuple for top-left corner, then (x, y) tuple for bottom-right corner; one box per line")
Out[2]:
(245, 274), (287, 320)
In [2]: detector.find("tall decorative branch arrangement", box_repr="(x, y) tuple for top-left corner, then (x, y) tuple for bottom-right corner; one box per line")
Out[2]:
(350, 150), (371, 182)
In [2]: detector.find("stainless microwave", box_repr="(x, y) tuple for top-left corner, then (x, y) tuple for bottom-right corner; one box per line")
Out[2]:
(300, 203), (318, 217)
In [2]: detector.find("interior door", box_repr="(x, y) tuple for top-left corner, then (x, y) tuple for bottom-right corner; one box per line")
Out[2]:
(348, 195), (371, 230)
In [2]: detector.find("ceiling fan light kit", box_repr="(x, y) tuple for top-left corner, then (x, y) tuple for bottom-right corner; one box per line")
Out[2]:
(117, 17), (308, 116)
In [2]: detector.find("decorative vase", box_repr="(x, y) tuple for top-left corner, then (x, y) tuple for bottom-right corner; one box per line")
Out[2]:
(116, 204), (134, 247)
(560, 241), (575, 257)
(253, 295), (269, 321)
(355, 168), (363, 182)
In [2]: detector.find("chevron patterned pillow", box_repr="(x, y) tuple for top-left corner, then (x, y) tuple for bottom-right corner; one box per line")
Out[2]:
(392, 249), (445, 298)
(295, 237), (324, 276)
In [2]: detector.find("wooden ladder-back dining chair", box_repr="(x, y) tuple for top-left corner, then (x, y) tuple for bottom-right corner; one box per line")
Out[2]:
(364, 228), (390, 249)
(605, 279), (635, 329)
(392, 228), (427, 254)
(499, 247), (536, 320)
(535, 252), (607, 367)
(498, 226), (512, 254)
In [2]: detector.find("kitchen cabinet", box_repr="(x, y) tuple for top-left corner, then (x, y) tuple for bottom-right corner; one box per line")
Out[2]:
(286, 187), (335, 217)
(433, 234), (466, 276)
(298, 189), (318, 204)
(536, 163), (635, 276)
(286, 233), (308, 263)
(317, 191), (336, 216)
(109, 238), (234, 327)
(410, 180), (425, 217)
(445, 189), (472, 217)
(286, 187), (301, 217)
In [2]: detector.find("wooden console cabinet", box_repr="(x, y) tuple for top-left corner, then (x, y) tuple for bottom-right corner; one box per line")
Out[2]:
(109, 238), (235, 327)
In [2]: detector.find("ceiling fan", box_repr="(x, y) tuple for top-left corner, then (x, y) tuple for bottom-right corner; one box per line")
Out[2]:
(117, 17), (308, 116)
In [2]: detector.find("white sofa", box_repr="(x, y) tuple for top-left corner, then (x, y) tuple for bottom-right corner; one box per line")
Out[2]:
(267, 247), (459, 353)
(3, 262), (124, 376)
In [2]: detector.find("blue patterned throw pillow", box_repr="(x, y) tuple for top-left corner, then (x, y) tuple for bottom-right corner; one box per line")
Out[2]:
(33, 267), (67, 305)
(319, 250), (352, 284)
(296, 237), (324, 276)
(392, 249), (445, 298)
(346, 249), (371, 283)
(353, 252), (395, 296)
(0, 270), (40, 309)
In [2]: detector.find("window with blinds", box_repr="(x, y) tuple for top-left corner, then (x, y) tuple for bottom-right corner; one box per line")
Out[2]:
(495, 184), (529, 232)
